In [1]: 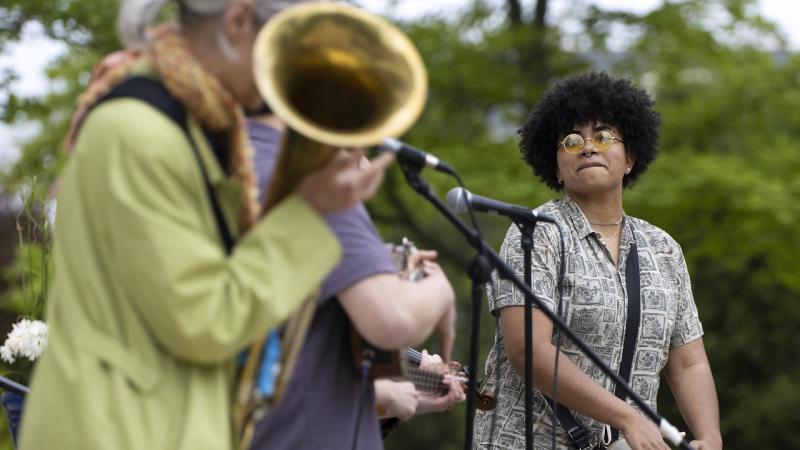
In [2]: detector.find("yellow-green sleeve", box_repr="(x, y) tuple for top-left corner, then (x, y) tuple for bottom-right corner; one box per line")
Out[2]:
(93, 99), (340, 364)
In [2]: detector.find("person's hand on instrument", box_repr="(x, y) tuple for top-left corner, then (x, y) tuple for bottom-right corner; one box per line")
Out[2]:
(296, 149), (394, 214)
(374, 379), (418, 421)
(416, 350), (466, 414)
(620, 411), (671, 450)
(416, 374), (465, 414)
(687, 439), (721, 450)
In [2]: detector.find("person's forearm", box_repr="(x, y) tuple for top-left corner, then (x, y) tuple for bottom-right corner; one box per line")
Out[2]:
(500, 307), (669, 447)
(510, 342), (638, 431)
(665, 339), (722, 448)
(667, 363), (722, 447)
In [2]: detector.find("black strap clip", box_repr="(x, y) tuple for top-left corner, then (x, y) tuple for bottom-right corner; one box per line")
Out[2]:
(565, 424), (593, 450)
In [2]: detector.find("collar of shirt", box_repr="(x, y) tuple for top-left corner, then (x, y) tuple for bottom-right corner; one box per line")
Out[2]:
(555, 195), (637, 264)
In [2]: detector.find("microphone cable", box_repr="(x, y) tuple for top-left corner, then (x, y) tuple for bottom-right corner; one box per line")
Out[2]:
(486, 294), (503, 447)
(450, 171), (483, 244)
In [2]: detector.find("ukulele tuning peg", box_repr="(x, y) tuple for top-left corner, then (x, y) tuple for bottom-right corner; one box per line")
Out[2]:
(475, 389), (497, 411)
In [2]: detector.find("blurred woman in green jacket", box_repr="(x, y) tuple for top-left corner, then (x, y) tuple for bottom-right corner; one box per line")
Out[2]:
(17, 1), (394, 449)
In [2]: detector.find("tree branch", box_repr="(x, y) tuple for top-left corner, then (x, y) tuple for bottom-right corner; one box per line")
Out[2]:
(507, 0), (522, 27)
(534, 0), (547, 30)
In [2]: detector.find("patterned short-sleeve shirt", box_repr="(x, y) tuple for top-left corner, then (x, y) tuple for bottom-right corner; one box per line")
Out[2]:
(473, 196), (703, 450)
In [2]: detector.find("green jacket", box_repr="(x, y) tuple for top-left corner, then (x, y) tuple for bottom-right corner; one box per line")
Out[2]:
(18, 94), (341, 450)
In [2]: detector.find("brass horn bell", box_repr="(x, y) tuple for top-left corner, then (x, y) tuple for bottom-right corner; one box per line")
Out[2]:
(252, 1), (428, 149)
(251, 2), (428, 210)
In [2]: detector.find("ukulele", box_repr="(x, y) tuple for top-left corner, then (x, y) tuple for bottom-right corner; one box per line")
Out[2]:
(404, 348), (465, 394)
(404, 348), (496, 410)
(378, 347), (495, 438)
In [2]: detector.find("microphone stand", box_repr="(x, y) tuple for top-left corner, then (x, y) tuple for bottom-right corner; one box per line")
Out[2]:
(397, 161), (491, 449)
(395, 161), (695, 450)
(514, 220), (536, 450)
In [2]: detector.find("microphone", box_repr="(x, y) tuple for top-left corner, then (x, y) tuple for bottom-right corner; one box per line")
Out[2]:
(381, 138), (455, 175)
(446, 187), (556, 224)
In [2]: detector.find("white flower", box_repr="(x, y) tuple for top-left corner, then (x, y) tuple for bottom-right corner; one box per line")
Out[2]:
(0, 345), (14, 364)
(1, 319), (48, 364)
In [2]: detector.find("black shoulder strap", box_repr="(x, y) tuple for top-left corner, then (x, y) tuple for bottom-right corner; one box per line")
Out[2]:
(546, 237), (641, 449)
(97, 77), (236, 255)
(543, 395), (592, 450)
(610, 241), (640, 441)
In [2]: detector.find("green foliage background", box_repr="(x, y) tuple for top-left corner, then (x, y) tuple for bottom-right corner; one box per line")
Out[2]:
(1, 0), (799, 448)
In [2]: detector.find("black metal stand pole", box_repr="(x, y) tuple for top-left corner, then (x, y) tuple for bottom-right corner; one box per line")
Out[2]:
(515, 221), (536, 450)
(397, 162), (489, 448)
(464, 254), (492, 450)
(395, 163), (695, 450)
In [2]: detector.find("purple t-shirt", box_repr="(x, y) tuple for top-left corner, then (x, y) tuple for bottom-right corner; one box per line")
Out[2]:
(247, 120), (396, 450)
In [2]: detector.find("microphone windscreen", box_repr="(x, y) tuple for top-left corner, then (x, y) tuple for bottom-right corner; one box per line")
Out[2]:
(445, 187), (468, 213)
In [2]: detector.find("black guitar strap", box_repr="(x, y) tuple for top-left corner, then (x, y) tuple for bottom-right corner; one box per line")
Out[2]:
(97, 76), (236, 254)
(545, 238), (641, 450)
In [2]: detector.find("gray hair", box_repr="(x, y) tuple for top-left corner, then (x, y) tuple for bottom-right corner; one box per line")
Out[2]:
(117, 0), (305, 48)
(253, 1), (306, 20)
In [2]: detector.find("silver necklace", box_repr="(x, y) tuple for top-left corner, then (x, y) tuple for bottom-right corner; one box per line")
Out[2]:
(589, 218), (623, 226)
(600, 222), (622, 241)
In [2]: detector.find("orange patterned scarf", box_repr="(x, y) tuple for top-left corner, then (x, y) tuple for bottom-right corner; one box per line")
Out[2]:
(66, 25), (259, 233)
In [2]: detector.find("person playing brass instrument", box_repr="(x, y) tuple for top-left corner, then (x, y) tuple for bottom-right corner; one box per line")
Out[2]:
(18, 1), (394, 449)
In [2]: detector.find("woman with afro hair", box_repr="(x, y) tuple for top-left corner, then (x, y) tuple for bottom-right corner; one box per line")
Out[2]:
(474, 72), (722, 450)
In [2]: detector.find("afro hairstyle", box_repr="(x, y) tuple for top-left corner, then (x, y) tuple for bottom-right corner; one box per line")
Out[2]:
(519, 71), (661, 191)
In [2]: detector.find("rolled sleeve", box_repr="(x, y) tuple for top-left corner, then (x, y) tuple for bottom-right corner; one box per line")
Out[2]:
(488, 224), (560, 316)
(670, 247), (704, 348)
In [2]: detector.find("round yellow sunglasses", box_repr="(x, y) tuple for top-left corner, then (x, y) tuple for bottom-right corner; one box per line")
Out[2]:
(559, 130), (623, 154)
